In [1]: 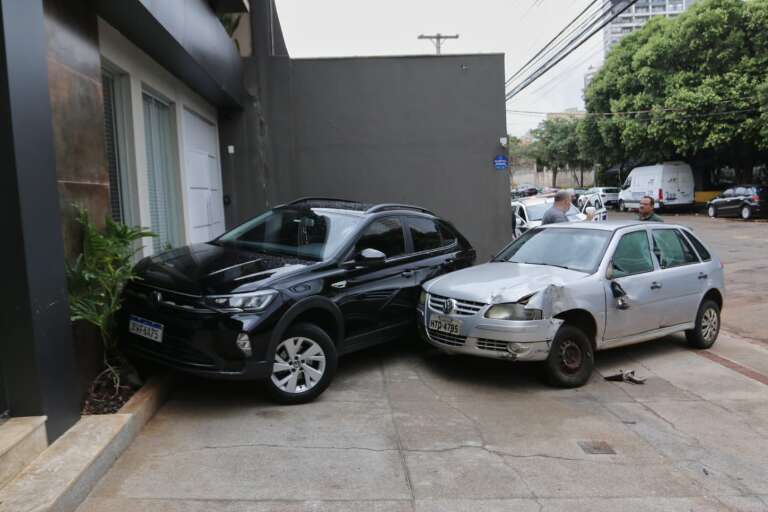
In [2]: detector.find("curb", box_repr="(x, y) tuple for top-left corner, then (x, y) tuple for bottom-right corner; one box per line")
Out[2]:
(0, 374), (173, 512)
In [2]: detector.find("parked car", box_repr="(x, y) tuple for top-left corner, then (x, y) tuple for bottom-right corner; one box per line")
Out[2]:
(582, 187), (619, 207)
(618, 161), (694, 211)
(119, 198), (475, 403)
(511, 193), (607, 237)
(511, 184), (539, 199)
(707, 185), (767, 220)
(418, 222), (724, 387)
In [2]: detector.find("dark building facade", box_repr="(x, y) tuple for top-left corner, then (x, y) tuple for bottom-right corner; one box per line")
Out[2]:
(1, 0), (509, 441)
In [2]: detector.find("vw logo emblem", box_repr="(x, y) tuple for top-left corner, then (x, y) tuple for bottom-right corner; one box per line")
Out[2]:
(442, 298), (456, 315)
(150, 291), (163, 308)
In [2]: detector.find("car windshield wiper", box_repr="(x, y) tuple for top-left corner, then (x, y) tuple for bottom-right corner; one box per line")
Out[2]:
(519, 261), (576, 271)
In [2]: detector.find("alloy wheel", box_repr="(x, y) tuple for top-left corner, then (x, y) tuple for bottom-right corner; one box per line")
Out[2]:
(741, 206), (751, 220)
(708, 206), (716, 218)
(271, 337), (326, 394)
(701, 307), (719, 343)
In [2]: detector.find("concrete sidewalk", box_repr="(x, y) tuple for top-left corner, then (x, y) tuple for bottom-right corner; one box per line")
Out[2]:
(77, 330), (768, 512)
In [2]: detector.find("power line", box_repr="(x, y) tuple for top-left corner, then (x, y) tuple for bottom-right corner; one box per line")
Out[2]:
(505, 0), (603, 87)
(506, 0), (639, 101)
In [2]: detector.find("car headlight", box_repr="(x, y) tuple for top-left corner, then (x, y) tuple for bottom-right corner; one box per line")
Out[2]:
(485, 303), (542, 321)
(206, 290), (278, 312)
(419, 290), (427, 306)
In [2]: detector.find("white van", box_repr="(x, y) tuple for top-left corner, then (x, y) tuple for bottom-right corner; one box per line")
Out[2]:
(618, 161), (694, 211)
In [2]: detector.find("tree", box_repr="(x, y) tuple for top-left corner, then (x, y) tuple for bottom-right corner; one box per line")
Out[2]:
(528, 117), (595, 188)
(583, 0), (768, 183)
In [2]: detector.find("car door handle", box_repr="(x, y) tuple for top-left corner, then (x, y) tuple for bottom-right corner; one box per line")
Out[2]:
(698, 273), (708, 280)
(650, 282), (662, 290)
(401, 270), (414, 278)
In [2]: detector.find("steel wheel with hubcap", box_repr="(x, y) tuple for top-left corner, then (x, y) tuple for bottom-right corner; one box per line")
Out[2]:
(266, 323), (337, 404)
(741, 205), (752, 220)
(686, 299), (720, 349)
(708, 205), (717, 218)
(545, 324), (594, 388)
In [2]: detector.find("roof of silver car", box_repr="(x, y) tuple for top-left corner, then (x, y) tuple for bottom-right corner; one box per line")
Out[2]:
(539, 221), (677, 231)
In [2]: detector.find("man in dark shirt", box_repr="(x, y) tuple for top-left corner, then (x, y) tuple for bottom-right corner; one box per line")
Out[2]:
(637, 196), (664, 222)
(541, 190), (571, 225)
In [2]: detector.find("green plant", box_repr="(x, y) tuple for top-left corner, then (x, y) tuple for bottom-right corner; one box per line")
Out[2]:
(66, 206), (155, 394)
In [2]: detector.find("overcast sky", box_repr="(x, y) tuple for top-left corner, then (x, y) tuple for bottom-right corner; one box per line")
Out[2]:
(274, 0), (604, 136)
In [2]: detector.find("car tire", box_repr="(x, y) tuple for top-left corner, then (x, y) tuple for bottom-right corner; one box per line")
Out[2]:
(265, 323), (338, 405)
(619, 200), (626, 212)
(685, 300), (721, 349)
(741, 205), (752, 221)
(544, 324), (594, 388)
(707, 205), (717, 218)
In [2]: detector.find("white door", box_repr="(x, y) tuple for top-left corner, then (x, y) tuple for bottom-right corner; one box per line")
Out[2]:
(183, 109), (225, 243)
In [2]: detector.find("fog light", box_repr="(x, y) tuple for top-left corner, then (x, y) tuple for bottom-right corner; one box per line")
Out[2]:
(507, 342), (524, 354)
(236, 333), (253, 357)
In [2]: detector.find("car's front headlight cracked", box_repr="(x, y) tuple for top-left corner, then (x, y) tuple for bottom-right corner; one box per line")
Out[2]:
(206, 290), (278, 312)
(485, 303), (542, 321)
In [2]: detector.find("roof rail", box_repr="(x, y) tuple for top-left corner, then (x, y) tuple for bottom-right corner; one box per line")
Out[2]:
(285, 197), (359, 206)
(365, 204), (435, 215)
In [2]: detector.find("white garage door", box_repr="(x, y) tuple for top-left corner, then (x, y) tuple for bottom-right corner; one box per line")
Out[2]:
(183, 109), (225, 243)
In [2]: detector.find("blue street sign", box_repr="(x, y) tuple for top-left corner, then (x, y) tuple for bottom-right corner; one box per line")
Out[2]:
(493, 154), (508, 170)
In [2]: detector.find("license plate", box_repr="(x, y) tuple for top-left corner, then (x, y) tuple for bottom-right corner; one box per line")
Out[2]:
(429, 315), (462, 336)
(129, 315), (164, 343)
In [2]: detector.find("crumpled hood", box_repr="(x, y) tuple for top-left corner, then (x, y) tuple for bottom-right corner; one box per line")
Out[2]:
(423, 262), (587, 305)
(134, 243), (311, 295)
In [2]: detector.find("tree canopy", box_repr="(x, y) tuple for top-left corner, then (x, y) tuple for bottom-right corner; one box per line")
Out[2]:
(583, 0), (768, 182)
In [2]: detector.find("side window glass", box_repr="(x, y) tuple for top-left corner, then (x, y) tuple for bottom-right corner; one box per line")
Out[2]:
(354, 218), (405, 259)
(437, 221), (458, 247)
(722, 188), (734, 198)
(519, 207), (527, 222)
(652, 229), (699, 269)
(409, 218), (442, 252)
(734, 187), (747, 196)
(612, 231), (654, 278)
(682, 230), (711, 261)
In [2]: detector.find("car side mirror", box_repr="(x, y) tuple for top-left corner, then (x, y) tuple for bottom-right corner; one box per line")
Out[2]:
(610, 281), (630, 310)
(355, 248), (386, 268)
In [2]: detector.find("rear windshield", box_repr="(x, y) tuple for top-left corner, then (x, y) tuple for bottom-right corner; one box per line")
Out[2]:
(602, 188), (619, 193)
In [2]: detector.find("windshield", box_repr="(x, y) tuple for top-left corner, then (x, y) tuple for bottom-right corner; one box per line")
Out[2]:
(495, 227), (611, 273)
(216, 207), (363, 261)
(526, 200), (580, 221)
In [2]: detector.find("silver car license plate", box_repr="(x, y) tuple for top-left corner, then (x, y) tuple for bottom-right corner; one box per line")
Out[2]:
(429, 315), (461, 336)
(129, 315), (164, 343)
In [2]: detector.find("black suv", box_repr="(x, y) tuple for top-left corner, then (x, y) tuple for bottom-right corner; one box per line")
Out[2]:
(707, 185), (767, 220)
(119, 198), (475, 403)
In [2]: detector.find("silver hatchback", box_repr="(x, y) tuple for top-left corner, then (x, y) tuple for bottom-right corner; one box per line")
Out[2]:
(417, 222), (725, 387)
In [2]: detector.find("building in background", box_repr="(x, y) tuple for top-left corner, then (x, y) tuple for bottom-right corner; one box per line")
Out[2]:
(603, 0), (697, 55)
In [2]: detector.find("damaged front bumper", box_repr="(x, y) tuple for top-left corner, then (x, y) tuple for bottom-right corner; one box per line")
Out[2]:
(417, 305), (562, 362)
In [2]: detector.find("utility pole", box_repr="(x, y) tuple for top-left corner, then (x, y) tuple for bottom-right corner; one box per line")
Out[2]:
(417, 33), (459, 55)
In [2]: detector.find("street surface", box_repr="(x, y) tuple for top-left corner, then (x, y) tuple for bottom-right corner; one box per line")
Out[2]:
(78, 212), (768, 512)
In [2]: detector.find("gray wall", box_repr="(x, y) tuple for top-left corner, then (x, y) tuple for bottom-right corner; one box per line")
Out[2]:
(291, 54), (511, 258)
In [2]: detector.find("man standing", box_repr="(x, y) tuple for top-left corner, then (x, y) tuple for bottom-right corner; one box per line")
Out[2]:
(541, 190), (572, 225)
(637, 196), (664, 222)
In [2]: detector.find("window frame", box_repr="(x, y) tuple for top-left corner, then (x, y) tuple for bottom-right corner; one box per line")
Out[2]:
(609, 228), (657, 279)
(403, 216), (458, 257)
(680, 228), (712, 262)
(651, 228), (701, 270)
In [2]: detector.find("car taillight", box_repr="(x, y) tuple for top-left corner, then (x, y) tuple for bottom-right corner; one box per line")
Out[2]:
(751, 195), (759, 202)
(658, 189), (664, 201)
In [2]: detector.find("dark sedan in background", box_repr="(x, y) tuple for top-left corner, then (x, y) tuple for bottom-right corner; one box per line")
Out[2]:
(707, 185), (767, 220)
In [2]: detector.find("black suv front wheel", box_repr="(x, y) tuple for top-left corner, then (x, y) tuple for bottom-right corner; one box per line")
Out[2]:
(266, 323), (338, 404)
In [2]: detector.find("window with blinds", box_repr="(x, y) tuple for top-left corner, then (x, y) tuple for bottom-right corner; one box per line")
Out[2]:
(143, 92), (182, 253)
(102, 72), (124, 223)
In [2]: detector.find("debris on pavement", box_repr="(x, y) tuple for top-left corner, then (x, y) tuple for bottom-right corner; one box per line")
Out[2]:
(604, 369), (646, 385)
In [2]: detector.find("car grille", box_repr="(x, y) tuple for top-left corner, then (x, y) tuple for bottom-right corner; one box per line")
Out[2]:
(428, 329), (467, 347)
(428, 294), (485, 316)
(476, 339), (509, 353)
(128, 333), (217, 368)
(125, 284), (212, 314)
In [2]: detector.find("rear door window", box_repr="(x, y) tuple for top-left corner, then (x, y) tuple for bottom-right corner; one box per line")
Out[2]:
(612, 231), (655, 278)
(354, 218), (405, 259)
(652, 229), (700, 269)
(681, 230), (711, 262)
(408, 218), (442, 252)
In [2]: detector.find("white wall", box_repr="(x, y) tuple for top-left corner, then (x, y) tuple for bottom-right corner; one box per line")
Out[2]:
(98, 19), (223, 255)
